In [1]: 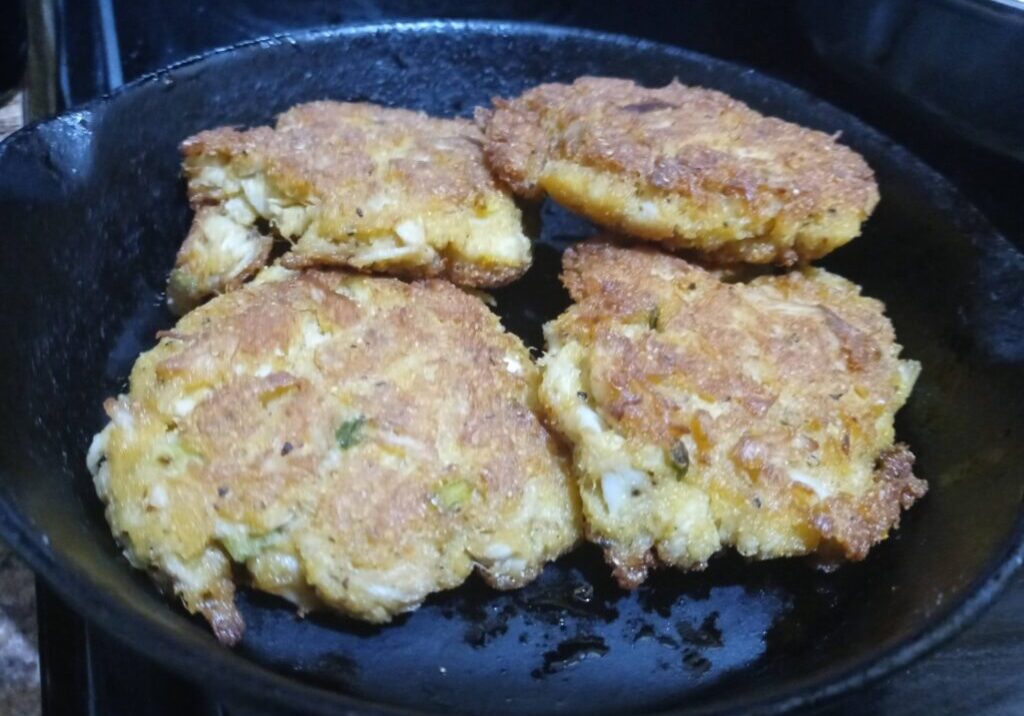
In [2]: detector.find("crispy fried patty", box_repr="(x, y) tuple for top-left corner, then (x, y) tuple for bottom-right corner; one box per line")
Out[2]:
(539, 240), (924, 586)
(88, 267), (580, 643)
(481, 78), (879, 266)
(168, 101), (531, 312)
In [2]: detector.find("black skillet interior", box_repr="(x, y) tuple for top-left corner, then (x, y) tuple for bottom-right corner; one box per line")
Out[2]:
(1, 21), (1023, 716)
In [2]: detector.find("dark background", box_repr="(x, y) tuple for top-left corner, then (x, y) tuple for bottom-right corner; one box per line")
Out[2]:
(3, 1), (1023, 715)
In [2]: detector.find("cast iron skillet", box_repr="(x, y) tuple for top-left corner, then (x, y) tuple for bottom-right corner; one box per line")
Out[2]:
(1, 21), (1023, 716)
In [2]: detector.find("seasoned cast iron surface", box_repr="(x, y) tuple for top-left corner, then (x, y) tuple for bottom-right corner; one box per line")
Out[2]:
(0, 23), (1022, 716)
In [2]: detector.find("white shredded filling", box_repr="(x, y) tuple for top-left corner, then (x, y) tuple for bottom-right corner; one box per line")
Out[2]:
(503, 355), (524, 375)
(86, 426), (110, 477)
(364, 193), (395, 212)
(111, 408), (134, 432)
(350, 243), (423, 265)
(223, 196), (257, 225)
(364, 583), (413, 601)
(575, 404), (604, 433)
(482, 543), (513, 560)
(898, 360), (921, 390)
(494, 557), (527, 574)
(788, 468), (832, 499)
(199, 211), (261, 277)
(378, 431), (422, 452)
(148, 484), (169, 509)
(635, 199), (661, 221)
(240, 177), (269, 215)
(394, 218), (426, 246)
(163, 548), (225, 593)
(601, 468), (648, 516)
(301, 319), (330, 349)
(172, 396), (199, 417)
(254, 363), (274, 377)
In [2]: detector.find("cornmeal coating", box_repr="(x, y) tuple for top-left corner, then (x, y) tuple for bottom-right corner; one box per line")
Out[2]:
(539, 240), (923, 586)
(481, 78), (878, 266)
(169, 101), (531, 312)
(90, 267), (579, 643)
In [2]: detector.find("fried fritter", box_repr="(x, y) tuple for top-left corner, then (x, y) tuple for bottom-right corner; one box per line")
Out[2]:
(88, 267), (580, 643)
(168, 101), (531, 313)
(481, 78), (879, 266)
(539, 239), (924, 586)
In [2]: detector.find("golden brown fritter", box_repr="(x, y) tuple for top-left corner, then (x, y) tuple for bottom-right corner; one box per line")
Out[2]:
(168, 101), (531, 313)
(89, 266), (580, 644)
(481, 78), (879, 266)
(539, 239), (923, 587)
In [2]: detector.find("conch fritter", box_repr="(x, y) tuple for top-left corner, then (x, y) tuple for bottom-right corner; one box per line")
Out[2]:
(539, 240), (924, 587)
(168, 101), (531, 312)
(481, 78), (879, 266)
(89, 267), (580, 643)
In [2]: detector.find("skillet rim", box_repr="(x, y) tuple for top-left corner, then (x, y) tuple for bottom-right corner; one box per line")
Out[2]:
(0, 18), (1022, 716)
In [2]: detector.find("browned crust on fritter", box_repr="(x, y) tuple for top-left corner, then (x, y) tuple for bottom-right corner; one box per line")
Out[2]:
(482, 78), (879, 263)
(178, 101), (529, 291)
(548, 238), (923, 574)
(600, 541), (659, 589)
(95, 268), (579, 641)
(811, 443), (927, 560)
(276, 244), (527, 288)
(183, 102), (496, 210)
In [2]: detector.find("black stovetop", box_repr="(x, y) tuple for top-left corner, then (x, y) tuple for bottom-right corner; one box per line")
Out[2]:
(28, 2), (1024, 715)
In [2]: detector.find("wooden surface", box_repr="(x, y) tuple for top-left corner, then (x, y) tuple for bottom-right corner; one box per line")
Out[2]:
(0, 89), (1021, 716)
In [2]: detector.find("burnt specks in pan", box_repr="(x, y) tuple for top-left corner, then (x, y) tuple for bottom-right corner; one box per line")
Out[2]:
(631, 622), (681, 648)
(682, 650), (713, 675)
(572, 584), (594, 604)
(532, 635), (609, 677)
(676, 613), (723, 648)
(522, 581), (619, 623)
(463, 603), (516, 648)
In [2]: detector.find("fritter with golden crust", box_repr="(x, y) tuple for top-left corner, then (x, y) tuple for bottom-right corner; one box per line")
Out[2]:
(539, 239), (924, 587)
(89, 267), (580, 643)
(168, 101), (531, 312)
(481, 78), (879, 266)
